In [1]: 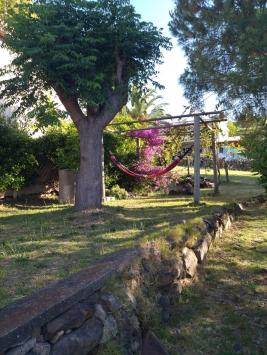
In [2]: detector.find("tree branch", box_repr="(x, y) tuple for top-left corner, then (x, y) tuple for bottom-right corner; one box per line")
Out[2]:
(0, 28), (6, 41)
(97, 86), (128, 129)
(115, 49), (126, 84)
(54, 86), (86, 126)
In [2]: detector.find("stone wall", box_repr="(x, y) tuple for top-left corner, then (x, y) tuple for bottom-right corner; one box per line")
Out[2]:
(0, 196), (265, 355)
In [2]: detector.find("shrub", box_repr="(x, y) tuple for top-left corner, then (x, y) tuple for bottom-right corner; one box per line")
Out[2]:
(242, 123), (267, 192)
(35, 122), (79, 170)
(108, 185), (129, 200)
(0, 118), (38, 191)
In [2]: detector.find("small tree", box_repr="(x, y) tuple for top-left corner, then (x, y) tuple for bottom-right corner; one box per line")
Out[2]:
(0, 0), (171, 210)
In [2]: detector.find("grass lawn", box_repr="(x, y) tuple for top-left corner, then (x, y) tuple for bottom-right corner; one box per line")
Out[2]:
(157, 203), (267, 355)
(0, 170), (264, 308)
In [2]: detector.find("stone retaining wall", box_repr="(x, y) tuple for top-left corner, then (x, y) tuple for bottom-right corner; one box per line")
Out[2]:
(0, 196), (265, 355)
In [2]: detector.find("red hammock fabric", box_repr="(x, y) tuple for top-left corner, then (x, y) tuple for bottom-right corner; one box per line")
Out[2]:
(110, 146), (193, 179)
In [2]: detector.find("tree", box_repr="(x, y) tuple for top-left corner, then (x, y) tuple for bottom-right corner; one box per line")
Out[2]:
(242, 120), (267, 191)
(169, 0), (267, 117)
(0, 0), (171, 210)
(127, 86), (168, 120)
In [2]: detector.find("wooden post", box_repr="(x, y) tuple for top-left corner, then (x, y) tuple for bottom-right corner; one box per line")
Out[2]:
(194, 116), (201, 204)
(102, 136), (106, 201)
(224, 160), (230, 183)
(187, 157), (190, 176)
(212, 131), (220, 194)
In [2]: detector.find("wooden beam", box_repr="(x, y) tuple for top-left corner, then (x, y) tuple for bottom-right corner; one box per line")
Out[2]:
(109, 110), (224, 127)
(194, 116), (201, 204)
(110, 117), (227, 134)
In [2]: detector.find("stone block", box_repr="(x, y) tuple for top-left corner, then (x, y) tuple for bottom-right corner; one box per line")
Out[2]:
(51, 317), (103, 355)
(182, 247), (198, 278)
(100, 315), (118, 344)
(43, 300), (94, 340)
(194, 233), (212, 263)
(94, 304), (107, 323)
(100, 293), (121, 314)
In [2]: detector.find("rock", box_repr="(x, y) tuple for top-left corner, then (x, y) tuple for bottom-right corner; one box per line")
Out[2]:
(142, 331), (169, 355)
(215, 225), (223, 239)
(6, 338), (36, 355)
(126, 289), (137, 308)
(100, 292), (121, 314)
(182, 247), (198, 278)
(94, 304), (107, 322)
(31, 342), (51, 355)
(157, 258), (184, 287)
(51, 317), (103, 355)
(221, 212), (232, 230)
(50, 330), (64, 344)
(194, 233), (213, 263)
(118, 312), (142, 355)
(43, 300), (95, 340)
(100, 315), (118, 344)
(159, 295), (171, 323)
(203, 217), (218, 238)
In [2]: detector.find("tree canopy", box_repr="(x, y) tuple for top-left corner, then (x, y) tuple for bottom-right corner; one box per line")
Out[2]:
(1, 0), (171, 122)
(169, 0), (267, 117)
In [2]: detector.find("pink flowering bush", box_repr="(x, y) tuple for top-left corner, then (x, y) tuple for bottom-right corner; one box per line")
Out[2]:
(131, 127), (171, 188)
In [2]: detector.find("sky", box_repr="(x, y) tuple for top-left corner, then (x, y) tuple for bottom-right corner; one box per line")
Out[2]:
(131, 0), (190, 114)
(0, 0), (217, 115)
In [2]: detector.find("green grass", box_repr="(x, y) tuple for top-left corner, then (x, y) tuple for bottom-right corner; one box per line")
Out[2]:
(0, 170), (264, 308)
(156, 204), (267, 355)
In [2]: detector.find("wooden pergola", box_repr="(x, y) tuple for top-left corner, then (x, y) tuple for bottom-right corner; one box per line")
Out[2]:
(107, 110), (227, 204)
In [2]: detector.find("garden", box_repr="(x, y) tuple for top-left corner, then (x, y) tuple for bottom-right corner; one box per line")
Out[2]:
(0, 1), (266, 354)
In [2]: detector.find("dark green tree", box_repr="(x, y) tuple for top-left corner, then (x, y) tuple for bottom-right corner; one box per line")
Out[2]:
(0, 0), (171, 210)
(169, 0), (267, 117)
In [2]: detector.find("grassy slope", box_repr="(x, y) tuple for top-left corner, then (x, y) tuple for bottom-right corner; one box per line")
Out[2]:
(158, 204), (267, 355)
(0, 170), (264, 308)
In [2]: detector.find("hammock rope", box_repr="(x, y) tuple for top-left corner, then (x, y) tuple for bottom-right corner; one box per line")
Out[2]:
(110, 146), (193, 179)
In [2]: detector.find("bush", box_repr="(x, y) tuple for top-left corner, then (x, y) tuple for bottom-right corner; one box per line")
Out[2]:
(0, 118), (38, 191)
(35, 122), (79, 170)
(108, 185), (129, 200)
(242, 123), (267, 192)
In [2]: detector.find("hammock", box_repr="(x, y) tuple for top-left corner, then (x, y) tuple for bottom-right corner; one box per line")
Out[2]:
(110, 146), (193, 179)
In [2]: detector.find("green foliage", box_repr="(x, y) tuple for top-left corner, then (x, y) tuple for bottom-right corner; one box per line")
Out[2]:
(127, 85), (168, 120)
(0, 0), (171, 115)
(108, 184), (129, 199)
(242, 123), (267, 191)
(28, 96), (66, 133)
(35, 122), (79, 170)
(169, 1), (267, 115)
(227, 121), (238, 137)
(0, 117), (37, 191)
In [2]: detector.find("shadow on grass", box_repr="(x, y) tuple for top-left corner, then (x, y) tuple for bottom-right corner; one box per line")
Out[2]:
(159, 207), (267, 355)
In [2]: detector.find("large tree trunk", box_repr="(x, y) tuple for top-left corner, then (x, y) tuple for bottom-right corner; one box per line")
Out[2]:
(75, 120), (103, 210)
